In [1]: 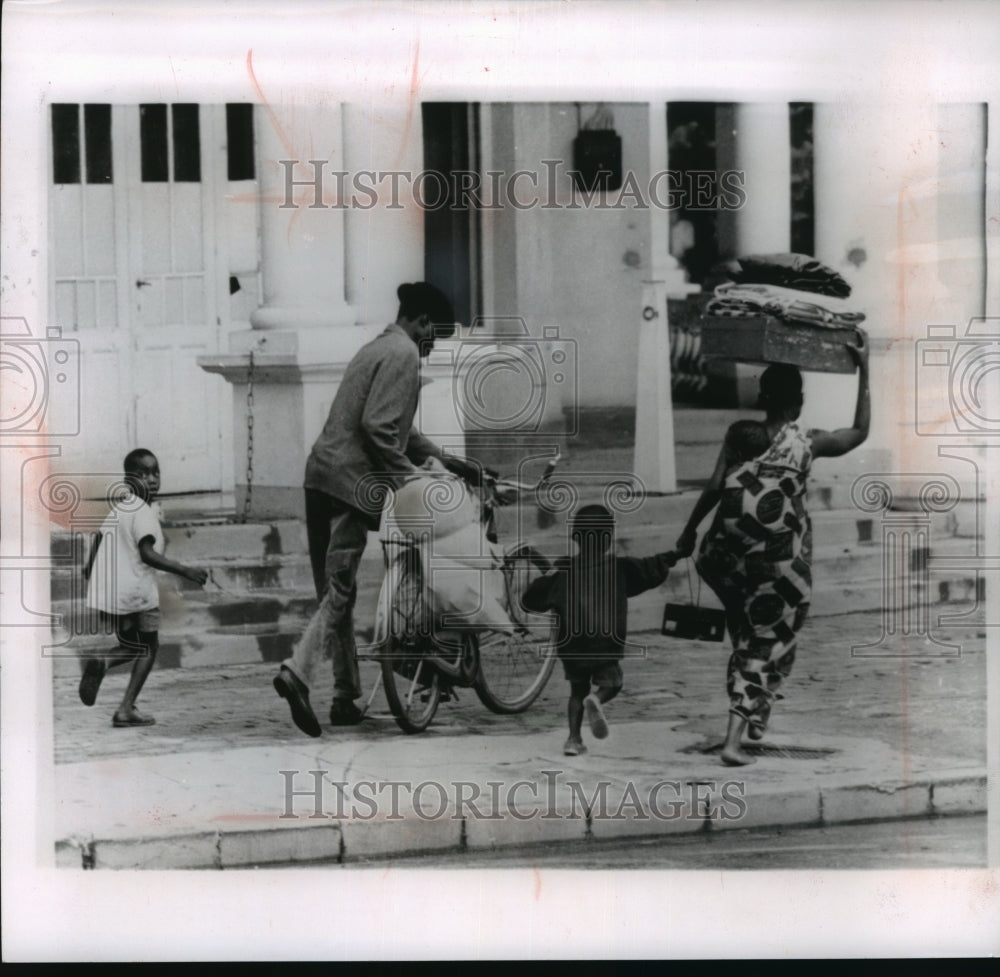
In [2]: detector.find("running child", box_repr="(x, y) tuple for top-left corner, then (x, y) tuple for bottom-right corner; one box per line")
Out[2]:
(522, 504), (678, 756)
(79, 448), (207, 727)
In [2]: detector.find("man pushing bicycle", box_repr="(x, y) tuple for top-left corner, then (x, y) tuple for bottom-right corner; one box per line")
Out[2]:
(273, 282), (482, 737)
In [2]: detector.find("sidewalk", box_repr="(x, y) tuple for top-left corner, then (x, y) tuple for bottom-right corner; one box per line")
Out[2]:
(53, 611), (988, 869)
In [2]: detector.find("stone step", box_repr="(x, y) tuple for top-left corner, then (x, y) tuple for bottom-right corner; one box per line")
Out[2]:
(50, 497), (984, 566)
(51, 588), (319, 638)
(49, 554), (317, 603)
(49, 519), (307, 563)
(49, 534), (983, 672)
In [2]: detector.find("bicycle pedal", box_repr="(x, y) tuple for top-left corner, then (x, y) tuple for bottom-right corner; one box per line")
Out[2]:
(439, 688), (458, 703)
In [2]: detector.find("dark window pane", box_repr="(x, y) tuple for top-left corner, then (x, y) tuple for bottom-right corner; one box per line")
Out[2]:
(84, 104), (112, 184)
(789, 102), (814, 257)
(172, 104), (201, 182)
(51, 104), (80, 184)
(140, 104), (168, 182)
(225, 103), (255, 180)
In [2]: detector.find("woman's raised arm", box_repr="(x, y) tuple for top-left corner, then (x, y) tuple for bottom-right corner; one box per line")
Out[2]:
(809, 330), (871, 459)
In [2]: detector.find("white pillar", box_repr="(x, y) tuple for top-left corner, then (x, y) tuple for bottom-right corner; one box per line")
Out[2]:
(250, 103), (354, 331)
(715, 103), (791, 407)
(633, 102), (678, 493)
(201, 102), (366, 518)
(342, 103), (425, 326)
(732, 103), (792, 255)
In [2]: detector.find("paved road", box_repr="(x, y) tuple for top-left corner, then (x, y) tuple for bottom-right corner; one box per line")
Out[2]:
(53, 609), (986, 768)
(332, 815), (988, 870)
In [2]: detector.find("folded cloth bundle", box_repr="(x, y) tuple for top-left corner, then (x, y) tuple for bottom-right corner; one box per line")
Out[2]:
(705, 282), (866, 329)
(730, 252), (852, 298)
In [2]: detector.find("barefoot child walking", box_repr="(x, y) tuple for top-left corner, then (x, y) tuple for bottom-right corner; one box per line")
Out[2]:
(79, 449), (208, 726)
(523, 504), (678, 756)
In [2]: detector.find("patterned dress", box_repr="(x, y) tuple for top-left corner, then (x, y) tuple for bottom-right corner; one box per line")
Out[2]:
(696, 422), (813, 732)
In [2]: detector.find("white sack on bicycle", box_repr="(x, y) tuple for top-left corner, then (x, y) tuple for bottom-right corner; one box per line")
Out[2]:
(387, 476), (515, 632)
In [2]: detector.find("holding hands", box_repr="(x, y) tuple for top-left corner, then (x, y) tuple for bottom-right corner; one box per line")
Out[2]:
(676, 528), (698, 559)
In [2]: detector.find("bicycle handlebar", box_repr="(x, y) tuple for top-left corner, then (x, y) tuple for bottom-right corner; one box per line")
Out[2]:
(401, 452), (560, 503)
(483, 452), (560, 502)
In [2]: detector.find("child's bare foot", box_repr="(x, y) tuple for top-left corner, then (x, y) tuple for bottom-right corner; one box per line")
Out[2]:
(563, 737), (587, 756)
(583, 694), (609, 739)
(112, 708), (156, 727)
(720, 746), (756, 766)
(78, 658), (106, 706)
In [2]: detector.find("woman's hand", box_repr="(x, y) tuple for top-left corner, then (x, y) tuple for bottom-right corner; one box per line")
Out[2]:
(848, 327), (869, 367)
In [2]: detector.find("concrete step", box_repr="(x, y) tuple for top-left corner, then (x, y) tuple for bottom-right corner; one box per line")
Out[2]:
(49, 519), (307, 564)
(48, 478), (984, 674)
(52, 587), (319, 638)
(49, 532), (983, 672)
(51, 496), (984, 566)
(50, 553), (316, 603)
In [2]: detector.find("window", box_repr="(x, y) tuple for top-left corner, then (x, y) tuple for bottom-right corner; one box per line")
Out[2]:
(789, 102), (814, 256)
(140, 103), (201, 182)
(226, 104), (255, 180)
(172, 104), (201, 182)
(140, 104), (168, 181)
(52, 103), (112, 184)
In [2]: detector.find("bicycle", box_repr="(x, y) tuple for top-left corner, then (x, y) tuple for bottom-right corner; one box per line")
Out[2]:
(369, 458), (559, 733)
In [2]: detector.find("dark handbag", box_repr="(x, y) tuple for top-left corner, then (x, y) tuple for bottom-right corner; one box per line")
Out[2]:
(661, 560), (727, 642)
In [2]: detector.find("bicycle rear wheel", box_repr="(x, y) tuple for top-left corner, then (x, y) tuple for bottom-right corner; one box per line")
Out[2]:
(473, 544), (556, 714)
(381, 643), (441, 733)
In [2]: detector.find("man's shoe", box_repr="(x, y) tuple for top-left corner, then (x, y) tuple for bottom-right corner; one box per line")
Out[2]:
(273, 668), (322, 738)
(329, 699), (364, 726)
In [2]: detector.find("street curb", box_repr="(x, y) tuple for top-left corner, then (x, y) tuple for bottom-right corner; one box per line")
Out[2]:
(53, 770), (986, 870)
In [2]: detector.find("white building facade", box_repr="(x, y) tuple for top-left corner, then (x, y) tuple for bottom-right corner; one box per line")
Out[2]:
(48, 99), (995, 517)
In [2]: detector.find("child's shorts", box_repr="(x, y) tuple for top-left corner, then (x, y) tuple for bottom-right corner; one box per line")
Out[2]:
(562, 658), (623, 688)
(95, 608), (161, 636)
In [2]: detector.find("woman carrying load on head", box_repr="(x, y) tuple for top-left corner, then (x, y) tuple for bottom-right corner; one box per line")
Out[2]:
(675, 330), (871, 766)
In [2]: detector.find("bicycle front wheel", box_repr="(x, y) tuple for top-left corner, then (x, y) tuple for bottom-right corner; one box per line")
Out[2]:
(473, 544), (556, 713)
(379, 553), (440, 733)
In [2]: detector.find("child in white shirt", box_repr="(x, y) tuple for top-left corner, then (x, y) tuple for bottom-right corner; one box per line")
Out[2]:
(80, 449), (207, 727)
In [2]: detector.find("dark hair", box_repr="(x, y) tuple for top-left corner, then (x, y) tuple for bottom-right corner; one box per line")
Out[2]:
(396, 282), (456, 338)
(726, 420), (770, 462)
(758, 364), (804, 412)
(123, 448), (156, 474)
(571, 504), (615, 535)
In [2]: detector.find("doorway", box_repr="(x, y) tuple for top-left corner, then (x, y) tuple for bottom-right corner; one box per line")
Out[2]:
(49, 103), (228, 493)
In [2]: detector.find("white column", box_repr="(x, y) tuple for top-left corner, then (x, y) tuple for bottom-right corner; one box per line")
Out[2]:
(250, 103), (354, 331)
(633, 102), (678, 493)
(714, 103), (791, 407)
(342, 103), (424, 326)
(732, 103), (792, 255)
(200, 102), (366, 518)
